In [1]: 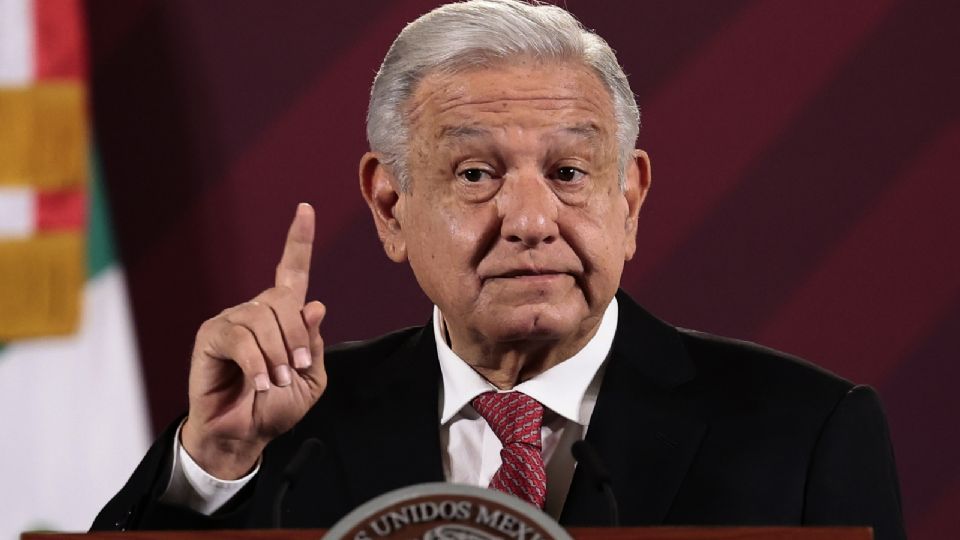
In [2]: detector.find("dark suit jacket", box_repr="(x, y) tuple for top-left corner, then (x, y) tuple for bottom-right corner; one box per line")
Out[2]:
(92, 291), (906, 540)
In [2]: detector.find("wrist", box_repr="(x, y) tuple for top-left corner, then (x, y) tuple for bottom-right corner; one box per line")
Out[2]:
(181, 418), (264, 480)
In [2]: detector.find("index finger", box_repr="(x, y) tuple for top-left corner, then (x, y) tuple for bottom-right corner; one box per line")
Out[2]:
(275, 202), (315, 304)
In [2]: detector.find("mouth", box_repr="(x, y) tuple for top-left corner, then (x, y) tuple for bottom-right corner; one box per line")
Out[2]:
(484, 269), (572, 283)
(498, 269), (563, 278)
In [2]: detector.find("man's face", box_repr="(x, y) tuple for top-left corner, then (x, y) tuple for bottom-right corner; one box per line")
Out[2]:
(363, 59), (649, 355)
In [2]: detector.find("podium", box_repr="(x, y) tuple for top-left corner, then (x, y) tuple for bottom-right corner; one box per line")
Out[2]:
(23, 528), (872, 539)
(55, 483), (874, 539)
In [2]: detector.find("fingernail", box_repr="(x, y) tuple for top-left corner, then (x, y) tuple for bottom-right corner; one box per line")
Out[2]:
(254, 374), (270, 392)
(293, 347), (312, 369)
(274, 365), (292, 387)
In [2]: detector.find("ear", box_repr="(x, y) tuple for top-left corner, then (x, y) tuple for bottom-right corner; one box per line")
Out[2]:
(359, 152), (408, 262)
(622, 149), (651, 261)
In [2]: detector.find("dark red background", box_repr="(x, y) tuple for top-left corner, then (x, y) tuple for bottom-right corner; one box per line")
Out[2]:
(84, 1), (960, 538)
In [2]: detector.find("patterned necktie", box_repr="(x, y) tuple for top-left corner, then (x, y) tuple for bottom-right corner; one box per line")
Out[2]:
(471, 391), (547, 508)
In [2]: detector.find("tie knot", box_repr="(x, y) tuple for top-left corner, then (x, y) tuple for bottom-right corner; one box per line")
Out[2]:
(471, 391), (544, 448)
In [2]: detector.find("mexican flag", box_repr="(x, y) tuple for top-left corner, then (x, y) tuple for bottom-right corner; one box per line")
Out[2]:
(0, 0), (150, 536)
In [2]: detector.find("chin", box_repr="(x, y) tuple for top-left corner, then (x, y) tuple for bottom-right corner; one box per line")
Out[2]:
(482, 304), (582, 343)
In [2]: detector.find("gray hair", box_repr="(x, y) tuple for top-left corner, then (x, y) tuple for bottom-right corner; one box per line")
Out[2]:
(366, 0), (640, 190)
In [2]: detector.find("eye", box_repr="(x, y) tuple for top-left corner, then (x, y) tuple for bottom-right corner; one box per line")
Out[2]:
(458, 168), (494, 183)
(552, 166), (586, 182)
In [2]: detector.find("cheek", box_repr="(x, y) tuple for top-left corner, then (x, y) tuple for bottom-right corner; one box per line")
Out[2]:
(569, 199), (629, 267)
(437, 202), (483, 247)
(408, 202), (493, 269)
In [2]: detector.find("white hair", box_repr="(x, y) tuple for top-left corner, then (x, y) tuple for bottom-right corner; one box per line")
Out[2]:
(366, 0), (640, 190)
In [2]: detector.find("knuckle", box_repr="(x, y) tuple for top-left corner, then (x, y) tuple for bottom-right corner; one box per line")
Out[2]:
(237, 303), (275, 331)
(273, 284), (296, 302)
(257, 286), (291, 307)
(197, 316), (229, 342)
(227, 324), (252, 344)
(234, 338), (263, 367)
(256, 286), (276, 301)
(197, 317), (217, 336)
(248, 304), (272, 325)
(246, 300), (269, 315)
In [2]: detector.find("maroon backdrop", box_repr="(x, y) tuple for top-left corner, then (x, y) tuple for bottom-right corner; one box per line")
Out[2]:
(84, 1), (959, 539)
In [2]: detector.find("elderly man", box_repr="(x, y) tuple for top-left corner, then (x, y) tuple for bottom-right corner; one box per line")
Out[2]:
(93, 1), (905, 539)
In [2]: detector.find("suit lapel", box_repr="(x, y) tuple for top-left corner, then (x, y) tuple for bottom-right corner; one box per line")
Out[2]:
(561, 291), (706, 526)
(331, 323), (446, 508)
(328, 293), (706, 522)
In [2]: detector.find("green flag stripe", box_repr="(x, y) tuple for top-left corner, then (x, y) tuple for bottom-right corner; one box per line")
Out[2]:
(87, 144), (117, 278)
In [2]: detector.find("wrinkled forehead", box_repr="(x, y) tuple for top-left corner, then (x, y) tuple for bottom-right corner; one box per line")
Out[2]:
(406, 59), (619, 143)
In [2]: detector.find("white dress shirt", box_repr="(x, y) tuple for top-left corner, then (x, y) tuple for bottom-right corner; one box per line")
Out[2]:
(437, 299), (616, 517)
(161, 298), (618, 519)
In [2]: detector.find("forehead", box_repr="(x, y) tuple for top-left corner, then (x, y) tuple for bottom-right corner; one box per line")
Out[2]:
(407, 59), (617, 140)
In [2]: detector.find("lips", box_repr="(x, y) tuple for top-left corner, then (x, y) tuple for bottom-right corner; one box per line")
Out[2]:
(497, 269), (565, 278)
(481, 266), (575, 282)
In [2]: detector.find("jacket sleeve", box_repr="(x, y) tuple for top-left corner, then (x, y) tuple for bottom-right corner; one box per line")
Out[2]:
(89, 415), (257, 530)
(803, 385), (907, 540)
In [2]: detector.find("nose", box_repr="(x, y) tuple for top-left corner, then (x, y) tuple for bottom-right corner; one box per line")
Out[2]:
(497, 173), (559, 247)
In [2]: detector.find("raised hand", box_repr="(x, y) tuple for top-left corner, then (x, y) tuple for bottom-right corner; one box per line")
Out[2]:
(181, 203), (328, 479)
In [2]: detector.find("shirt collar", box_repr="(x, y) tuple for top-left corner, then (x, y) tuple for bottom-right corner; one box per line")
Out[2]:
(434, 297), (618, 425)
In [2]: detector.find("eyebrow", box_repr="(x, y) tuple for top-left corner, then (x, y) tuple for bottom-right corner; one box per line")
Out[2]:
(437, 125), (491, 141)
(436, 122), (604, 141)
(559, 122), (603, 142)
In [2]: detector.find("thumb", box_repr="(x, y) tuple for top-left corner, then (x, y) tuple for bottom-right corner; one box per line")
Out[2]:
(303, 300), (326, 339)
(299, 301), (328, 389)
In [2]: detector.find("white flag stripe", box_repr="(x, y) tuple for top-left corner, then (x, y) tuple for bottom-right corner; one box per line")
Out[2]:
(0, 268), (151, 536)
(0, 186), (35, 238)
(0, 0), (34, 85)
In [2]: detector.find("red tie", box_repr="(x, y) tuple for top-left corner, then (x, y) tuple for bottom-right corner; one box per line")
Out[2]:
(471, 391), (547, 508)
